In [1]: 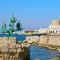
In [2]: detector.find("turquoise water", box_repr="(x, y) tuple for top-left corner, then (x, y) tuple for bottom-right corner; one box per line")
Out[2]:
(0, 34), (60, 60)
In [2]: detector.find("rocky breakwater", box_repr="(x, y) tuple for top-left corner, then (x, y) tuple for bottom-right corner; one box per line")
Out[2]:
(25, 34), (60, 53)
(0, 37), (30, 60)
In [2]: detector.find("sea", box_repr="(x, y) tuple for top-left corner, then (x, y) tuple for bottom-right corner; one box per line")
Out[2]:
(0, 34), (60, 60)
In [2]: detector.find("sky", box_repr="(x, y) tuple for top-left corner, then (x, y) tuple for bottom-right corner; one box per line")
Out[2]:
(0, 0), (60, 31)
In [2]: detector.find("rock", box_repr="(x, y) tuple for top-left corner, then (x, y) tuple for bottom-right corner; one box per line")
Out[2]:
(49, 57), (60, 60)
(25, 36), (40, 44)
(0, 37), (30, 60)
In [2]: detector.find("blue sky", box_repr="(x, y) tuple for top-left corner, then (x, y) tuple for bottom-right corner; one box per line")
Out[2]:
(0, 0), (60, 31)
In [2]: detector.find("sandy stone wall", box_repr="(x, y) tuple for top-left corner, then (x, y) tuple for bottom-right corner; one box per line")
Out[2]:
(39, 34), (60, 46)
(25, 34), (60, 46)
(38, 35), (48, 45)
(48, 35), (60, 46)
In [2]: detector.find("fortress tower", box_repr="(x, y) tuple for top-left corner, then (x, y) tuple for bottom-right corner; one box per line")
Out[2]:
(52, 20), (60, 26)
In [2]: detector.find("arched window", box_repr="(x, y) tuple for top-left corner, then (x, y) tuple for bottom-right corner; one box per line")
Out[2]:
(51, 31), (52, 33)
(53, 31), (54, 33)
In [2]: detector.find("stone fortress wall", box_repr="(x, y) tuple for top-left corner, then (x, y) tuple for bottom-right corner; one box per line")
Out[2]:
(25, 34), (60, 46)
(48, 34), (60, 46)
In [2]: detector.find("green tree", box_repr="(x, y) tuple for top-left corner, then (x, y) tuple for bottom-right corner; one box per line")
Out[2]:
(1, 22), (7, 33)
(16, 20), (23, 30)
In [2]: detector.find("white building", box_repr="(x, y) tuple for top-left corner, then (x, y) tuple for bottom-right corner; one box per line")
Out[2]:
(48, 25), (60, 33)
(36, 20), (60, 34)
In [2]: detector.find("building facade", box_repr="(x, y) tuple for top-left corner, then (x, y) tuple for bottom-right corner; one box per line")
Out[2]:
(37, 20), (60, 34)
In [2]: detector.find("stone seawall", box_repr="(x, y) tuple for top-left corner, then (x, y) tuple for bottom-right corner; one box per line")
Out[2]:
(25, 34), (60, 52)
(38, 35), (48, 45)
(0, 37), (30, 60)
(48, 34), (60, 46)
(25, 34), (60, 46)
